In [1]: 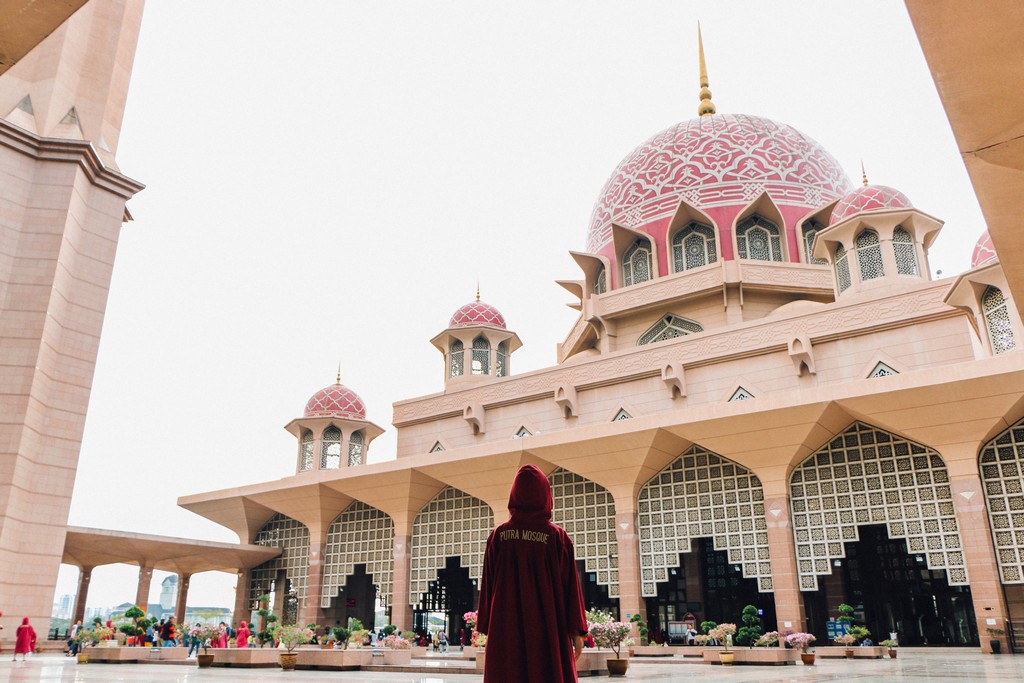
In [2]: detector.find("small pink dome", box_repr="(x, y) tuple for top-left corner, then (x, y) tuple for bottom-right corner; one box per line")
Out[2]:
(304, 383), (366, 420)
(449, 300), (506, 329)
(972, 230), (997, 268)
(830, 184), (913, 225)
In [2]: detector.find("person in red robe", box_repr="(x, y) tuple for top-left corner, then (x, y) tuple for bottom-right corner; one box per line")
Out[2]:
(13, 617), (36, 661)
(235, 621), (250, 649)
(476, 464), (588, 683)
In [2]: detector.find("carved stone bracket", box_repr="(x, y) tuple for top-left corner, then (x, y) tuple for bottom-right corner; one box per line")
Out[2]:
(463, 403), (485, 435)
(660, 362), (686, 399)
(554, 384), (579, 418)
(788, 335), (816, 376)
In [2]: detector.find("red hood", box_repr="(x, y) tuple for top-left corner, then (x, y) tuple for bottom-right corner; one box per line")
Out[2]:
(508, 464), (551, 520)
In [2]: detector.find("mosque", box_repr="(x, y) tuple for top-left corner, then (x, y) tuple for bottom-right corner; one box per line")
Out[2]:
(2, 0), (1023, 656)
(180, 30), (1024, 650)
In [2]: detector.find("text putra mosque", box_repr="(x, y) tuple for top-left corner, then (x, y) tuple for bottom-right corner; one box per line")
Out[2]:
(181, 33), (1024, 649)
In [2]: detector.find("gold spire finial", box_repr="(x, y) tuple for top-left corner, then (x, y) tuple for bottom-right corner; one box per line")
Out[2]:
(475, 281), (480, 302)
(697, 23), (716, 116)
(336, 363), (341, 384)
(860, 160), (869, 187)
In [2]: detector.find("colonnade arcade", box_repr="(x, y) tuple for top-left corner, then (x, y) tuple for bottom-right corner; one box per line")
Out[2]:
(239, 417), (1024, 648)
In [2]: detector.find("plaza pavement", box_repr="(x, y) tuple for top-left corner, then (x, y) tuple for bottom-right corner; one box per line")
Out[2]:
(0, 648), (1020, 682)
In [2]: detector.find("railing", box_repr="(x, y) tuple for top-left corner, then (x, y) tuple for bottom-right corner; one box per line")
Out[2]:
(1008, 619), (1023, 654)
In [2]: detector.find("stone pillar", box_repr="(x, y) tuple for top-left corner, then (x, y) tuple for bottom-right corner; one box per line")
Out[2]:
(612, 503), (645, 626)
(951, 473), (1010, 653)
(232, 569), (251, 629)
(174, 573), (191, 625)
(300, 538), (328, 627)
(390, 532), (413, 631)
(72, 566), (94, 624)
(135, 565), (154, 611)
(764, 495), (806, 632)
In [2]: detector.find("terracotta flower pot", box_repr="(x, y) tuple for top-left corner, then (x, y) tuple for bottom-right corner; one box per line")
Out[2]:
(197, 653), (214, 668)
(719, 651), (735, 665)
(888, 649), (897, 659)
(279, 652), (298, 670)
(606, 658), (629, 676)
(801, 652), (815, 665)
(76, 653), (89, 664)
(844, 648), (855, 659)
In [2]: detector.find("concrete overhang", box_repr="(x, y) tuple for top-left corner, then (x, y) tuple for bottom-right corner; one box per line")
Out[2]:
(0, 0), (90, 76)
(62, 526), (281, 574)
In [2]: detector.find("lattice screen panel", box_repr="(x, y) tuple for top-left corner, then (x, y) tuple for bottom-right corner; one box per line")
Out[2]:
(549, 468), (619, 597)
(249, 513), (310, 610)
(637, 446), (772, 596)
(410, 487), (493, 607)
(980, 419), (1024, 583)
(321, 501), (395, 607)
(790, 422), (967, 591)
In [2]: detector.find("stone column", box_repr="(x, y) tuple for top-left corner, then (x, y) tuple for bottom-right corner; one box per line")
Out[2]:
(135, 565), (154, 611)
(72, 566), (94, 624)
(174, 573), (191, 625)
(951, 473), (1010, 653)
(233, 569), (251, 629)
(300, 538), (328, 627)
(390, 532), (413, 631)
(612, 502), (645, 626)
(764, 495), (806, 632)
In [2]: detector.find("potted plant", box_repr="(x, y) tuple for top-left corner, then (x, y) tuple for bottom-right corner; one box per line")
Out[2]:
(737, 605), (762, 647)
(754, 631), (780, 647)
(332, 625), (352, 650)
(880, 639), (898, 658)
(708, 623), (737, 665)
(273, 624), (314, 670)
(629, 613), (649, 647)
(987, 628), (1005, 654)
(785, 632), (816, 665)
(589, 620), (633, 676)
(74, 626), (109, 663)
(190, 624), (222, 667)
(348, 618), (368, 648)
(835, 633), (858, 658)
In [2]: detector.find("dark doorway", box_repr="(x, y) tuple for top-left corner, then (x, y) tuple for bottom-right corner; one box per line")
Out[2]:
(805, 524), (978, 646)
(578, 560), (618, 617)
(644, 538), (776, 643)
(324, 564), (378, 632)
(413, 556), (478, 645)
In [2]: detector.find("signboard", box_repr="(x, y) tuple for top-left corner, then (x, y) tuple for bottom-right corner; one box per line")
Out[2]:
(826, 620), (849, 641)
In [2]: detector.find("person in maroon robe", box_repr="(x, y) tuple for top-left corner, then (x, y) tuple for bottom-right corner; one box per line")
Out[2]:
(13, 617), (36, 661)
(476, 464), (588, 682)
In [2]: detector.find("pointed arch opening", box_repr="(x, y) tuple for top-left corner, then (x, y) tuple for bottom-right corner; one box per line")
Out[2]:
(893, 226), (919, 275)
(855, 229), (884, 281)
(802, 221), (827, 265)
(622, 239), (654, 286)
(249, 514), (310, 624)
(321, 426), (342, 469)
(299, 430), (314, 471)
(979, 417), (1024, 584)
(449, 340), (464, 378)
(321, 501), (394, 623)
(471, 336), (490, 375)
(347, 430), (364, 466)
(671, 222), (718, 272)
(983, 286), (1017, 354)
(736, 215), (783, 262)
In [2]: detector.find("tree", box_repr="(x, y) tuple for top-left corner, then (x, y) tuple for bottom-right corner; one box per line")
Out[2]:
(736, 605), (762, 646)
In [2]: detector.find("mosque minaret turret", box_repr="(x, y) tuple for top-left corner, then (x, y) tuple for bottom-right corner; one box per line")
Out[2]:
(285, 369), (384, 473)
(431, 287), (522, 388)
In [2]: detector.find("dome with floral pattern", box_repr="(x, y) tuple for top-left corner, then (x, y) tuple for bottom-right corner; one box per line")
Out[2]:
(448, 300), (507, 329)
(829, 184), (913, 225)
(304, 382), (366, 420)
(972, 230), (998, 268)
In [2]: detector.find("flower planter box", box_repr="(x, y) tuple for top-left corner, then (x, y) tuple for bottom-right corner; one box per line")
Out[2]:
(411, 645), (427, 657)
(147, 646), (188, 660)
(207, 647), (282, 667)
(85, 647), (147, 663)
(294, 648), (375, 670)
(701, 647), (799, 665)
(577, 650), (618, 675)
(815, 646), (885, 659)
(631, 645), (675, 657)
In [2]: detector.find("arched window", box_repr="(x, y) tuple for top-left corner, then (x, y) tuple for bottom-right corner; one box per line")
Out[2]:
(736, 216), (783, 261)
(496, 340), (509, 377)
(622, 240), (653, 286)
(983, 286), (1017, 354)
(672, 222), (717, 272)
(347, 430), (364, 467)
(855, 229), (884, 280)
(471, 336), (490, 375)
(449, 340), (464, 378)
(321, 426), (341, 469)
(835, 244), (852, 293)
(802, 222), (827, 264)
(893, 226), (918, 275)
(299, 430), (314, 471)
(594, 266), (607, 295)
(637, 314), (704, 345)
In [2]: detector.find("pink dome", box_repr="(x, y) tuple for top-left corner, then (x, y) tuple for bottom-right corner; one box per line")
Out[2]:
(449, 300), (506, 329)
(304, 383), (366, 420)
(829, 185), (913, 225)
(587, 113), (852, 252)
(972, 230), (997, 268)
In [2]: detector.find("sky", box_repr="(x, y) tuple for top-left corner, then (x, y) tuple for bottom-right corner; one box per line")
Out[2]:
(56, 0), (988, 612)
